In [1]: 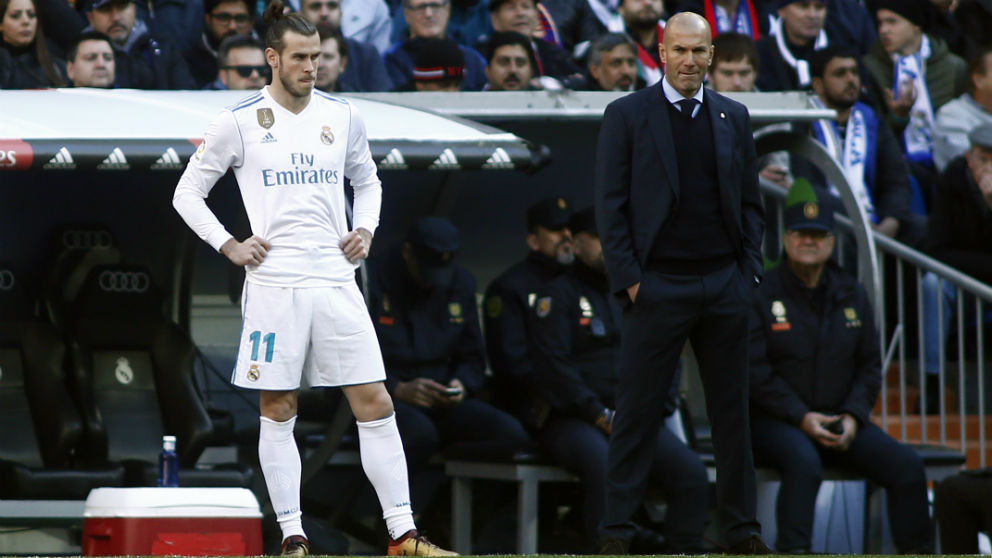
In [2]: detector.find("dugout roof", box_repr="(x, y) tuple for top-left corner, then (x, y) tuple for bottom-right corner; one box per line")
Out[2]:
(0, 89), (549, 173)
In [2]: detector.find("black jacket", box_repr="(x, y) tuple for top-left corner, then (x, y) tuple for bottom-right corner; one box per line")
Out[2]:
(925, 157), (992, 285)
(113, 28), (195, 89)
(484, 251), (567, 418)
(0, 39), (66, 88)
(749, 262), (881, 426)
(366, 251), (487, 396)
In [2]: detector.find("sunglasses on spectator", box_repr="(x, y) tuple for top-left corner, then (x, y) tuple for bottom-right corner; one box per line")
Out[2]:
(210, 12), (252, 24)
(222, 65), (270, 78)
(405, 0), (449, 12)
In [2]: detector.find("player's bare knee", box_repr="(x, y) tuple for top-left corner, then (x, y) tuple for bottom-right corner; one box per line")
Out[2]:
(345, 383), (394, 421)
(259, 390), (298, 422)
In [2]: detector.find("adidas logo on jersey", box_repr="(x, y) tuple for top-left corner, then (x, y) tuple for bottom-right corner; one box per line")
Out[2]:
(44, 147), (76, 170)
(151, 147), (183, 170)
(481, 147), (513, 170)
(261, 132), (278, 144)
(378, 148), (407, 170)
(428, 148), (460, 170)
(97, 147), (129, 170)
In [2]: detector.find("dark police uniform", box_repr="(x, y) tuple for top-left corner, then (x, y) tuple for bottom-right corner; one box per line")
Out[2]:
(748, 184), (930, 553)
(366, 219), (530, 480)
(529, 221), (708, 553)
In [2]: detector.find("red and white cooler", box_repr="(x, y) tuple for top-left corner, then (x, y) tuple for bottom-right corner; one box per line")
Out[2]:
(82, 487), (263, 556)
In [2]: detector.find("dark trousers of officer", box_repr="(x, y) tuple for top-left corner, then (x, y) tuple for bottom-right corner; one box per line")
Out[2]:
(751, 417), (931, 552)
(935, 471), (992, 554)
(603, 263), (760, 546)
(542, 415), (708, 551)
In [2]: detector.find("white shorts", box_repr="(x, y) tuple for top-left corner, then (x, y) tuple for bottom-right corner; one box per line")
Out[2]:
(231, 281), (386, 390)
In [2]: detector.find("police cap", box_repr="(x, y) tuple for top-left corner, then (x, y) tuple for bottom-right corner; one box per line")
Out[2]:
(526, 196), (571, 232)
(80, 0), (132, 11)
(568, 207), (597, 237)
(968, 123), (992, 151)
(407, 216), (460, 287)
(783, 178), (834, 232)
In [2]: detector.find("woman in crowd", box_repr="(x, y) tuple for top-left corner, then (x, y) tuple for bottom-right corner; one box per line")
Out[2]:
(0, 0), (66, 87)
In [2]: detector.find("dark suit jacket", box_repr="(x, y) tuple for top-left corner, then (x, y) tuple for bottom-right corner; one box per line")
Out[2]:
(594, 83), (764, 301)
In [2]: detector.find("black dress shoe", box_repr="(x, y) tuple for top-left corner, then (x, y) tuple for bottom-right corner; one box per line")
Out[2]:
(726, 535), (776, 555)
(599, 537), (629, 555)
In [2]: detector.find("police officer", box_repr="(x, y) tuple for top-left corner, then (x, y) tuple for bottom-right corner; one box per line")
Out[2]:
(529, 208), (709, 553)
(484, 196), (573, 427)
(748, 181), (931, 554)
(366, 217), (532, 501)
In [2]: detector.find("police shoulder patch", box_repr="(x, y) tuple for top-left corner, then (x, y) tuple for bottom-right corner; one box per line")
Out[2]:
(486, 296), (503, 318)
(536, 296), (552, 318)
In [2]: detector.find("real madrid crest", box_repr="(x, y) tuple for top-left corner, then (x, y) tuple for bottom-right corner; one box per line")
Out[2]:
(320, 125), (334, 145)
(257, 108), (275, 129)
(248, 364), (260, 382)
(804, 202), (819, 219)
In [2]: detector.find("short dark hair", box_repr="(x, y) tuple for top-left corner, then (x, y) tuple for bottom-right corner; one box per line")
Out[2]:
(317, 24), (349, 59)
(588, 32), (636, 67)
(810, 44), (859, 80)
(966, 45), (992, 95)
(205, 0), (253, 14)
(485, 30), (536, 69)
(488, 0), (535, 11)
(712, 32), (760, 74)
(262, 1), (318, 53)
(217, 34), (264, 66)
(66, 30), (114, 63)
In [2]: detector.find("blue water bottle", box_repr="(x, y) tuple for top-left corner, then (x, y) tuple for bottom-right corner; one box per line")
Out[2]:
(158, 435), (179, 487)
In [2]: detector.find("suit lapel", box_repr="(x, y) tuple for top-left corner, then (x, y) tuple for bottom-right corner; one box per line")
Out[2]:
(706, 90), (743, 243)
(646, 84), (680, 200)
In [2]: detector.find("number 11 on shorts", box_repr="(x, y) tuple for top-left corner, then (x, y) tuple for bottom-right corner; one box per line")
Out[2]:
(248, 330), (276, 362)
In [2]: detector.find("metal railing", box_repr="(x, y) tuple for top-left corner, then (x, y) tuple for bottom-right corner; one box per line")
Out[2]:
(757, 135), (991, 468)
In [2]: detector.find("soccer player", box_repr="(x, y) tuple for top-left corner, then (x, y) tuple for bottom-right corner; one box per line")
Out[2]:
(172, 4), (456, 557)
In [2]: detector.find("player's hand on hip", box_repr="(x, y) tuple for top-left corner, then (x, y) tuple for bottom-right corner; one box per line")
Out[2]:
(626, 282), (640, 303)
(221, 236), (271, 267)
(340, 228), (373, 262)
(394, 378), (448, 408)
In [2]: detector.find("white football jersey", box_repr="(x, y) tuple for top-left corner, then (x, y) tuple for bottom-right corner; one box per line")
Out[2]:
(173, 86), (382, 287)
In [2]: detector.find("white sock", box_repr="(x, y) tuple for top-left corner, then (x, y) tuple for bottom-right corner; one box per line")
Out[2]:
(259, 415), (306, 541)
(356, 413), (417, 540)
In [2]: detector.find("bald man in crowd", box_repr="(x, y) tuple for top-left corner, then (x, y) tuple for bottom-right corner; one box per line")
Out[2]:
(594, 12), (768, 554)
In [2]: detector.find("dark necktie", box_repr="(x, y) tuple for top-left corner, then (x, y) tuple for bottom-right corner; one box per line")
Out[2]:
(677, 98), (699, 119)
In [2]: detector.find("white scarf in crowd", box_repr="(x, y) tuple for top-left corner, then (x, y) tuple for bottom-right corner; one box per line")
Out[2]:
(893, 35), (936, 165)
(587, 0), (626, 32)
(811, 98), (875, 220)
(769, 16), (828, 87)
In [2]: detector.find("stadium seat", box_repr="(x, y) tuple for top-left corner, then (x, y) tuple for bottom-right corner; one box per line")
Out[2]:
(0, 264), (124, 499)
(62, 262), (252, 487)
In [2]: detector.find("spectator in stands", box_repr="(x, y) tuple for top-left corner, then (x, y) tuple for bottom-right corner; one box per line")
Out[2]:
(390, 0), (492, 51)
(619, 0), (666, 85)
(186, 0), (256, 88)
(395, 37), (465, 90)
(675, 0), (768, 40)
(808, 46), (923, 244)
(749, 180), (932, 555)
(935, 46), (992, 172)
(0, 0), (66, 88)
(204, 34), (267, 90)
(366, 217), (532, 508)
(484, 30), (539, 90)
(340, 0), (392, 54)
(536, 0), (602, 56)
(935, 468), (992, 554)
(862, 0), (966, 195)
(299, 1), (394, 91)
(822, 0), (876, 56)
(567, 31), (642, 91)
(384, 0), (488, 90)
(66, 30), (115, 87)
(482, 0), (581, 81)
(82, 0), (195, 89)
(314, 25), (347, 92)
(528, 207), (709, 554)
(0, 45), (12, 87)
(755, 0), (829, 92)
(920, 124), (992, 413)
(484, 197), (573, 429)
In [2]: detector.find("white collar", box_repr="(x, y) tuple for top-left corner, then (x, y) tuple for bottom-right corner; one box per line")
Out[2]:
(662, 77), (704, 106)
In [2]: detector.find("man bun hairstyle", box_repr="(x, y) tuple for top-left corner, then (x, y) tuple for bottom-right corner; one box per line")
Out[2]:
(263, 0), (318, 53)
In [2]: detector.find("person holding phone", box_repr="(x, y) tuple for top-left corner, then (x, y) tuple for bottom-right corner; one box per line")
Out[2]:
(747, 181), (931, 554)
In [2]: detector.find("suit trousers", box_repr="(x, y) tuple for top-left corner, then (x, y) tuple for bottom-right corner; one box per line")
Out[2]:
(602, 262), (760, 546)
